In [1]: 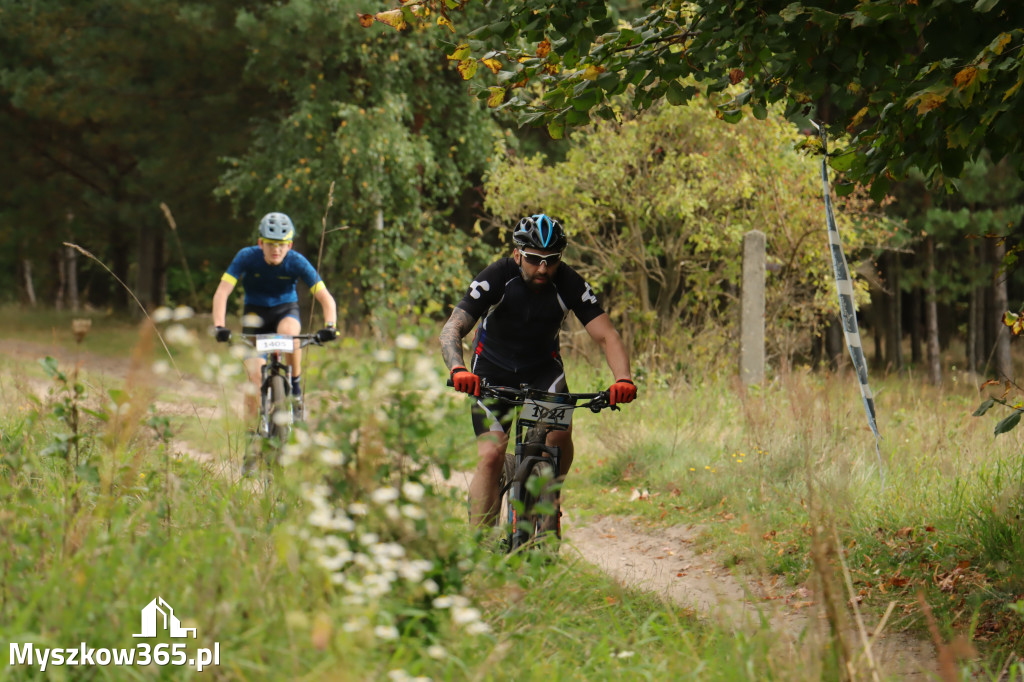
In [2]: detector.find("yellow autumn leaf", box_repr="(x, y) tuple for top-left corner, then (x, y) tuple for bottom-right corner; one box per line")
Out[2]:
(482, 58), (502, 74)
(536, 39), (552, 58)
(953, 66), (978, 90)
(457, 58), (478, 80)
(437, 15), (455, 32)
(356, 12), (374, 27)
(486, 86), (505, 107)
(374, 9), (406, 30)
(1003, 79), (1023, 102)
(448, 43), (471, 61)
(582, 64), (605, 80)
(907, 90), (947, 115)
(988, 32), (1012, 56)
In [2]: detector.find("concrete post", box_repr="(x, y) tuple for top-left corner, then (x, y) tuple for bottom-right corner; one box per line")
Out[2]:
(740, 230), (766, 385)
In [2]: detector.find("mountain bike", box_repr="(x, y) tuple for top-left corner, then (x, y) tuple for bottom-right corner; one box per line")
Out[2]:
(238, 333), (323, 474)
(472, 381), (617, 553)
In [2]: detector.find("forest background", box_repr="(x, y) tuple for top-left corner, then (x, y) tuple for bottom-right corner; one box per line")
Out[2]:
(3, 0), (1024, 384)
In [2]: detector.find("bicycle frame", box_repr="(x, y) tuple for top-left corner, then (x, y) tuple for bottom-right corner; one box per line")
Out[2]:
(240, 334), (320, 441)
(477, 382), (614, 553)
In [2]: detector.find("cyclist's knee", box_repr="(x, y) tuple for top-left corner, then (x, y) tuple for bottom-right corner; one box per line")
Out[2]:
(476, 434), (507, 469)
(277, 316), (300, 335)
(548, 429), (572, 448)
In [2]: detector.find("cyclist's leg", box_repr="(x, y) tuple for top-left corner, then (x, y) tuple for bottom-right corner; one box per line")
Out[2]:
(241, 307), (275, 425)
(549, 426), (574, 477)
(468, 356), (515, 527)
(469, 431), (509, 526)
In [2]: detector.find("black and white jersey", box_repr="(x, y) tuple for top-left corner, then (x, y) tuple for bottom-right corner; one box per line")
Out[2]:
(455, 258), (604, 373)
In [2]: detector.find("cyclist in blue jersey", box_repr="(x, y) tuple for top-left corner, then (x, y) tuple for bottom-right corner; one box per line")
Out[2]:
(212, 212), (338, 421)
(440, 214), (637, 526)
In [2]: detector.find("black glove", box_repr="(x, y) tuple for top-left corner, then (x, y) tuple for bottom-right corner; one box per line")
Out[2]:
(215, 326), (232, 343)
(315, 326), (338, 343)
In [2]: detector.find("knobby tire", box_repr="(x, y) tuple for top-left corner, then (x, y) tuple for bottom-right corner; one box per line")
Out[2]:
(267, 374), (289, 443)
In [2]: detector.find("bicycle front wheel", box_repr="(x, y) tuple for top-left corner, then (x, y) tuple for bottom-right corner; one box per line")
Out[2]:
(531, 460), (560, 541)
(267, 374), (289, 442)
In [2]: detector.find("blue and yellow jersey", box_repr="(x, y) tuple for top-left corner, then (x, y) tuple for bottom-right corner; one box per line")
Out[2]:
(221, 246), (324, 307)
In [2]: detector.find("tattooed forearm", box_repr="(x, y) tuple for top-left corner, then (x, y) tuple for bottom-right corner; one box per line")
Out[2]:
(440, 308), (476, 370)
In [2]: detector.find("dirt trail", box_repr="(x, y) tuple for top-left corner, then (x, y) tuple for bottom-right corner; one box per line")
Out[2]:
(3, 338), (941, 679)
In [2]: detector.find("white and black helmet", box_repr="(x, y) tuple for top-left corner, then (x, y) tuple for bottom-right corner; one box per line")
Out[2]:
(512, 214), (567, 251)
(259, 212), (295, 241)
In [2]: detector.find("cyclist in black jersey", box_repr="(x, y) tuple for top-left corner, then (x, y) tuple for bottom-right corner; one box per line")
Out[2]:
(440, 214), (637, 526)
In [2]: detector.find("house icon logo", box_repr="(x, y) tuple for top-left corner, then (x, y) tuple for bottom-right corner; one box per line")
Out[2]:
(133, 597), (197, 639)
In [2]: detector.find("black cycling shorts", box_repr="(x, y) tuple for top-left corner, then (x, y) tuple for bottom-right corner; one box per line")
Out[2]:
(242, 302), (301, 335)
(470, 354), (569, 436)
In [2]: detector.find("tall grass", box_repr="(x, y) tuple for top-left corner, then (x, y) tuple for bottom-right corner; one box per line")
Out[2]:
(569, 359), (1024, 674)
(2, 316), (824, 681)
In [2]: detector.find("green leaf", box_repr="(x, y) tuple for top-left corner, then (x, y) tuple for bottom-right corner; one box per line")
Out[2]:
(828, 150), (858, 172)
(834, 182), (857, 197)
(547, 118), (565, 139)
(869, 175), (891, 202)
(974, 0), (1001, 11)
(994, 411), (1021, 435)
(973, 398), (995, 416)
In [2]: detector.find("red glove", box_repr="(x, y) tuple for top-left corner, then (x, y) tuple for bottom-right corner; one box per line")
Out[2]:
(450, 366), (480, 397)
(609, 379), (637, 406)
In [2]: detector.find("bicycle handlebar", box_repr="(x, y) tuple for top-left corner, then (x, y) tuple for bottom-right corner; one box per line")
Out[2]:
(446, 378), (617, 413)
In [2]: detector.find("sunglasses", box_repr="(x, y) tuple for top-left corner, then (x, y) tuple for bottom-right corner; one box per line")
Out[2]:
(520, 249), (562, 267)
(262, 239), (292, 247)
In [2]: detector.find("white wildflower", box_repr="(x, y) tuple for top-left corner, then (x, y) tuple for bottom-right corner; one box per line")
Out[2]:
(370, 487), (399, 505)
(172, 305), (194, 320)
(395, 333), (419, 349)
(432, 596), (454, 609)
(401, 505), (426, 521)
(335, 376), (357, 391)
(422, 579), (439, 595)
(358, 533), (379, 546)
(387, 670), (410, 682)
(317, 552), (353, 572)
(452, 606), (482, 626)
(381, 368), (403, 387)
(374, 625), (399, 641)
(426, 645), (446, 660)
(465, 621), (492, 636)
(318, 449), (345, 466)
(348, 502), (369, 516)
(401, 481), (425, 502)
(164, 323), (194, 346)
(152, 306), (173, 323)
(613, 651), (635, 659)
(152, 360), (170, 375)
(383, 504), (401, 521)
(374, 349), (395, 363)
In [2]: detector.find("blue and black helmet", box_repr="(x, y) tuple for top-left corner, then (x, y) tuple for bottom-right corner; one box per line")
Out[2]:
(512, 214), (567, 252)
(258, 212), (295, 241)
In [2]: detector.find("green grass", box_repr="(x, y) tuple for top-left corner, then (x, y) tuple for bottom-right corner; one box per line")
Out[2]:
(2, 313), (1023, 680)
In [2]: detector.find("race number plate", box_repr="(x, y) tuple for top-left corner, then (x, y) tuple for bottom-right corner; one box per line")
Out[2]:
(254, 335), (293, 353)
(520, 398), (575, 427)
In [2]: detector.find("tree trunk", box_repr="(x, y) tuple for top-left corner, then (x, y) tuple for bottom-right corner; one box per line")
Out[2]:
(910, 286), (923, 365)
(135, 224), (166, 314)
(65, 245), (80, 312)
(885, 250), (903, 371)
(993, 238), (1013, 382)
(22, 259), (37, 307)
(55, 248), (66, 311)
(924, 237), (941, 385)
(967, 241), (978, 375)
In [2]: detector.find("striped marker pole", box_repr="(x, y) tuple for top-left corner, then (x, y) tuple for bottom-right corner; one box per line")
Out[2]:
(812, 122), (884, 488)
